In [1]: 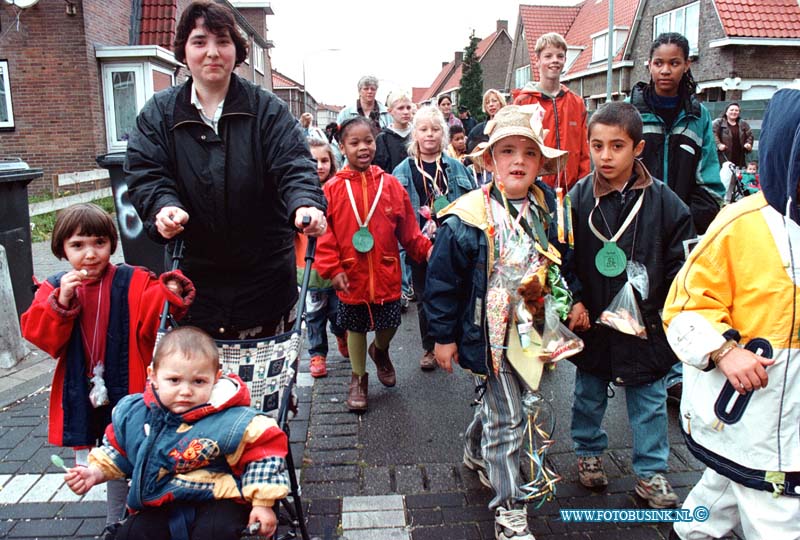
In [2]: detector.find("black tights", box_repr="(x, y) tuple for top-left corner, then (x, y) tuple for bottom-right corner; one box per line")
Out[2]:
(112, 499), (250, 540)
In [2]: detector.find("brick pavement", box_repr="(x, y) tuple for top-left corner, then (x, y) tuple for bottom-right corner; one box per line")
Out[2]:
(0, 242), (734, 539)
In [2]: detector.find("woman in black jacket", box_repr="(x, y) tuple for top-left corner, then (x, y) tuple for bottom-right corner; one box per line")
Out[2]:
(126, 0), (326, 340)
(712, 102), (754, 167)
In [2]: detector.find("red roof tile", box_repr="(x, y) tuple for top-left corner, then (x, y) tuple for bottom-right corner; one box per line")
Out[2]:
(519, 4), (582, 80)
(139, 0), (177, 50)
(272, 70), (302, 89)
(419, 61), (457, 102)
(412, 87), (429, 104)
(562, 0), (639, 77)
(714, 0), (800, 38)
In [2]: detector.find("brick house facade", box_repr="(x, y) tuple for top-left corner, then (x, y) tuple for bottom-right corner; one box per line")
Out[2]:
(0, 0), (273, 195)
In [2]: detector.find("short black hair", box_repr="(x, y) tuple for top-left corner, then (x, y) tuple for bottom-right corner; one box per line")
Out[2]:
(449, 124), (465, 138)
(338, 116), (373, 140)
(174, 0), (249, 67)
(588, 101), (643, 145)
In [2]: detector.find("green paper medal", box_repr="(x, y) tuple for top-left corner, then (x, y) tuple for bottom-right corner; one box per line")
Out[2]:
(588, 191), (644, 278)
(352, 227), (374, 253)
(345, 173), (384, 254)
(433, 195), (449, 214)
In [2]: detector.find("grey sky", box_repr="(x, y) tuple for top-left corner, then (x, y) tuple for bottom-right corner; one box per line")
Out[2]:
(267, 0), (580, 107)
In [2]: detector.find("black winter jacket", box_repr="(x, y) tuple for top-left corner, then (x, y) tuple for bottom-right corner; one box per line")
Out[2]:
(125, 75), (326, 332)
(564, 163), (695, 385)
(374, 127), (410, 174)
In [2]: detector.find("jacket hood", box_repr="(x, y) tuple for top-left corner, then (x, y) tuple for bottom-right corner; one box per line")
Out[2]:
(757, 88), (800, 223)
(145, 373), (252, 422)
(630, 81), (700, 119)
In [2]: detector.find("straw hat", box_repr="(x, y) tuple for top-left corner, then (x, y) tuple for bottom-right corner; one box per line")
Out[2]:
(469, 104), (568, 177)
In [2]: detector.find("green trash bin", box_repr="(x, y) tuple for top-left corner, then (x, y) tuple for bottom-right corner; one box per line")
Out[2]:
(0, 159), (41, 318)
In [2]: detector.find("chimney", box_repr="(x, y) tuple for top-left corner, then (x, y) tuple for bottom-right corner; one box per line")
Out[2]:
(442, 61), (449, 68)
(455, 51), (463, 64)
(497, 20), (508, 33)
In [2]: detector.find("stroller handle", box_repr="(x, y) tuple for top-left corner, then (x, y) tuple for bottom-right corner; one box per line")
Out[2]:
(159, 239), (185, 332)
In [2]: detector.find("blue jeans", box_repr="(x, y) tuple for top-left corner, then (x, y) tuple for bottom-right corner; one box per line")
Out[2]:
(306, 288), (345, 357)
(571, 369), (669, 479)
(400, 246), (412, 296)
(665, 362), (682, 389)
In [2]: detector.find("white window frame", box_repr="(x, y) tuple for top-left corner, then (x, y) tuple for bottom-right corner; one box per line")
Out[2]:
(591, 28), (628, 64)
(654, 2), (700, 56)
(564, 46), (584, 74)
(253, 42), (264, 74)
(0, 60), (14, 129)
(102, 63), (146, 153)
(515, 64), (531, 89)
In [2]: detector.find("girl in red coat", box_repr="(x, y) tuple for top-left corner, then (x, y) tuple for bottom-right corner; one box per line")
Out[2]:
(316, 116), (432, 412)
(20, 203), (195, 529)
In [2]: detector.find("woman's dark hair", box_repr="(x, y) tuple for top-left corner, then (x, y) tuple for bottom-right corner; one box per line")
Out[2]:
(649, 32), (697, 97)
(721, 102), (741, 120)
(338, 116), (373, 141)
(325, 122), (339, 143)
(174, 0), (249, 67)
(588, 101), (643, 145)
(437, 95), (452, 106)
(51, 203), (118, 260)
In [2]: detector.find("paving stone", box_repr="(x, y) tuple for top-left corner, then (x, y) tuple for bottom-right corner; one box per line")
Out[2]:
(0, 502), (62, 519)
(59, 501), (107, 518)
(307, 435), (358, 450)
(7, 518), (82, 537)
(306, 514), (341, 537)
(307, 497), (341, 516)
(0, 426), (34, 449)
(586, 526), (663, 540)
(666, 471), (702, 488)
(19, 473), (66, 503)
(410, 523), (481, 540)
(405, 492), (466, 509)
(302, 465), (360, 483)
(464, 489), (492, 507)
(670, 444), (705, 471)
(0, 474), (39, 503)
(302, 480), (360, 498)
(310, 423), (358, 436)
(345, 528), (410, 540)
(315, 401), (352, 414)
(407, 507), (443, 527)
(441, 504), (492, 524)
(362, 466), (392, 495)
(50, 481), (84, 502)
(306, 449), (359, 465)
(394, 465), (424, 495)
(342, 494), (403, 512)
(342, 508), (405, 529)
(423, 463), (460, 492)
(76, 517), (107, 537)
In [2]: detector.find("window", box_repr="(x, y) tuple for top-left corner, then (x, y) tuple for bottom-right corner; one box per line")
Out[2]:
(253, 43), (264, 74)
(654, 2), (700, 55)
(515, 65), (531, 89)
(565, 46), (583, 73)
(0, 60), (14, 129)
(591, 29), (628, 63)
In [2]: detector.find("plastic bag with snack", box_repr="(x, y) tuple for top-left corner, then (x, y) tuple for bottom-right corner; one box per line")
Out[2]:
(596, 261), (649, 339)
(540, 295), (584, 362)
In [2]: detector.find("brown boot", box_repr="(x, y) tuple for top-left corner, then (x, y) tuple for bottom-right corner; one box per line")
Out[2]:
(368, 342), (396, 387)
(420, 350), (437, 371)
(346, 372), (368, 412)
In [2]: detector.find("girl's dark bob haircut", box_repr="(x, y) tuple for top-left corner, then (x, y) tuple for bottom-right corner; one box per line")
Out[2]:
(51, 203), (118, 260)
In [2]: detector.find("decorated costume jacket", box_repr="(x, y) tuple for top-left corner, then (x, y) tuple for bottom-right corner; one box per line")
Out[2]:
(565, 161), (695, 385)
(425, 182), (554, 376)
(315, 165), (431, 305)
(513, 83), (591, 190)
(21, 265), (194, 447)
(662, 88), (800, 498)
(89, 374), (289, 511)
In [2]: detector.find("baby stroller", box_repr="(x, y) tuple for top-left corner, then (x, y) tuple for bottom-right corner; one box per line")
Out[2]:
(155, 232), (314, 540)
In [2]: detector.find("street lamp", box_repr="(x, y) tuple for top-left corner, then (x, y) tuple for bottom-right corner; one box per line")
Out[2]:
(302, 48), (341, 116)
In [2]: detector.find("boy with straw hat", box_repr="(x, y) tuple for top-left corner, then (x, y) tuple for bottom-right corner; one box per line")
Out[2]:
(426, 104), (571, 539)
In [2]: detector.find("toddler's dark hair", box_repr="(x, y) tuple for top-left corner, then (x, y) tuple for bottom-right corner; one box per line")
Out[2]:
(649, 32), (697, 97)
(51, 203), (118, 260)
(449, 125), (465, 138)
(588, 102), (643, 145)
(338, 116), (374, 140)
(153, 326), (220, 371)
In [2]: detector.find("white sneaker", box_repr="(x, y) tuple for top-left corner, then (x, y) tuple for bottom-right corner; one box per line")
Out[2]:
(462, 448), (491, 488)
(494, 505), (534, 540)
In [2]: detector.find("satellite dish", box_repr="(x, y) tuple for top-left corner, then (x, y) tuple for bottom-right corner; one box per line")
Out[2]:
(3, 0), (41, 7)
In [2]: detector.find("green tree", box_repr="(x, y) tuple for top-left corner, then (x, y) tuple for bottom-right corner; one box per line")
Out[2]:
(458, 31), (484, 121)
